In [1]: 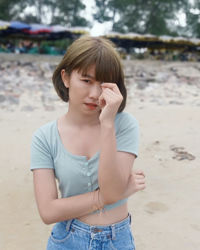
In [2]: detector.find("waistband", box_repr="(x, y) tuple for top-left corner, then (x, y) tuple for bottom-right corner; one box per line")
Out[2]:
(63, 213), (132, 240)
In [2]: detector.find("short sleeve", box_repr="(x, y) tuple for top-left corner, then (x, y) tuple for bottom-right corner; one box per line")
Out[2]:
(116, 112), (139, 157)
(30, 128), (54, 171)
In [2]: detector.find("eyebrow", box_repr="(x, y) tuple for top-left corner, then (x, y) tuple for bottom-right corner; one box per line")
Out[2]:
(81, 74), (95, 79)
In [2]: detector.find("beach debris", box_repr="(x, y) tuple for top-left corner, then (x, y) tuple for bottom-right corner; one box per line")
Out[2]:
(0, 94), (6, 102)
(170, 145), (195, 161)
(0, 58), (61, 111)
(136, 80), (149, 90)
(21, 105), (35, 111)
(190, 224), (200, 232)
(44, 105), (55, 111)
(168, 100), (183, 105)
(153, 140), (160, 145)
(145, 201), (169, 214)
(1, 55), (200, 112)
(124, 60), (200, 106)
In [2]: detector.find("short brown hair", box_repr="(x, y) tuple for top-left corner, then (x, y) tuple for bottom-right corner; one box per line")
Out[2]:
(52, 35), (127, 112)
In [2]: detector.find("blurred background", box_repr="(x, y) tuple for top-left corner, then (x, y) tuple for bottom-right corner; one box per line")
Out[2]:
(0, 1), (200, 250)
(0, 0), (199, 60)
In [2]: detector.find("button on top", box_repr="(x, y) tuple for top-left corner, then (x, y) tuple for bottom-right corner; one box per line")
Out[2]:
(92, 228), (103, 233)
(87, 172), (91, 177)
(88, 182), (91, 186)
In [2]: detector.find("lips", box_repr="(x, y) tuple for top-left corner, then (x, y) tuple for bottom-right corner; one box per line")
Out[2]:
(85, 103), (98, 107)
(84, 103), (98, 110)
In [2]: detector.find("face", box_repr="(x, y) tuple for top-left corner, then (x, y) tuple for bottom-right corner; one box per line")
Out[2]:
(62, 65), (102, 115)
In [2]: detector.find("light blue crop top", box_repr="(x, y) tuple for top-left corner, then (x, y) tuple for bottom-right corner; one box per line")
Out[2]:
(30, 111), (139, 214)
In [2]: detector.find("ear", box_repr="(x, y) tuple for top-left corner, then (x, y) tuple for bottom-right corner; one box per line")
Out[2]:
(61, 69), (70, 88)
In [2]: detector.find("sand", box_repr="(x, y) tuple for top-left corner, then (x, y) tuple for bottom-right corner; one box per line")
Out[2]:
(0, 55), (200, 250)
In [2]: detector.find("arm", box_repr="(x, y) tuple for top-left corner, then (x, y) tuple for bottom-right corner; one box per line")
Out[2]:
(98, 123), (136, 204)
(98, 83), (140, 204)
(33, 169), (103, 225)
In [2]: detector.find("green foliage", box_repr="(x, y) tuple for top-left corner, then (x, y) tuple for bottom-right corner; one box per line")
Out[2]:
(0, 0), (26, 20)
(185, 0), (200, 38)
(0, 0), (199, 38)
(51, 0), (89, 27)
(21, 0), (90, 27)
(0, 0), (89, 27)
(93, 0), (199, 37)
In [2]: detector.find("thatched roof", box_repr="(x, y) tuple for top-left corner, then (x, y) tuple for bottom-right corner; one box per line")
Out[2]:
(104, 32), (200, 50)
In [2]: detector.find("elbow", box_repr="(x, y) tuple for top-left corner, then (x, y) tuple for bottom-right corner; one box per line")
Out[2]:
(101, 191), (120, 205)
(100, 184), (127, 205)
(40, 212), (54, 225)
(105, 197), (118, 205)
(42, 219), (51, 225)
(39, 206), (55, 225)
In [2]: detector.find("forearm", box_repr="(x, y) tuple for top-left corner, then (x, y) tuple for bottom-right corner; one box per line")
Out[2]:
(39, 190), (103, 225)
(98, 123), (128, 203)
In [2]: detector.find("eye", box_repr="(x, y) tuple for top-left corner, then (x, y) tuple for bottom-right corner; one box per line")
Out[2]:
(82, 79), (91, 84)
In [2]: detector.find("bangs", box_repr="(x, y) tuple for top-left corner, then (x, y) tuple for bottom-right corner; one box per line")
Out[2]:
(74, 46), (122, 84)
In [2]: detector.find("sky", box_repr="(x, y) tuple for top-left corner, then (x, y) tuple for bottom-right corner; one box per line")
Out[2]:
(82, 0), (112, 36)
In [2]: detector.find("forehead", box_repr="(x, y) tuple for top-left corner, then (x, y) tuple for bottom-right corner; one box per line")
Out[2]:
(78, 65), (96, 78)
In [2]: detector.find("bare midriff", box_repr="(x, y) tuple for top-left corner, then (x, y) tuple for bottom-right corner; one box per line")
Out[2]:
(77, 202), (129, 226)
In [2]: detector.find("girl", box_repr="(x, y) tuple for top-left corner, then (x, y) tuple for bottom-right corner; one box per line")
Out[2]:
(30, 35), (145, 250)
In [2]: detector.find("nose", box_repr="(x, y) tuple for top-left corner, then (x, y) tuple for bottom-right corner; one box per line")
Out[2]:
(89, 83), (102, 99)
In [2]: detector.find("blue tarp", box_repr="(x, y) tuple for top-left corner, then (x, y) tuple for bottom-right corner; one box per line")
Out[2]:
(10, 21), (31, 30)
(0, 19), (88, 39)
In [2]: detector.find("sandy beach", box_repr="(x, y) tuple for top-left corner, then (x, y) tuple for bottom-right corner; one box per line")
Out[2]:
(0, 54), (200, 250)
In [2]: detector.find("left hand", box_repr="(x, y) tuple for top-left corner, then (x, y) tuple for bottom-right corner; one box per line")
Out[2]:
(98, 83), (123, 124)
(121, 170), (146, 199)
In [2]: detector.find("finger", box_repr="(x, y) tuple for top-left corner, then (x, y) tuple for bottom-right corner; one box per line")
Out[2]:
(103, 88), (119, 99)
(99, 89), (115, 102)
(103, 88), (123, 103)
(135, 174), (144, 179)
(101, 82), (117, 89)
(135, 170), (145, 177)
(101, 83), (121, 95)
(140, 183), (146, 188)
(137, 184), (146, 190)
(100, 89), (120, 104)
(99, 99), (106, 108)
(136, 179), (145, 184)
(135, 175), (145, 180)
(98, 93), (106, 107)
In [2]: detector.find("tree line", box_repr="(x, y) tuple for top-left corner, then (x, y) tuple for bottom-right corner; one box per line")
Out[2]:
(0, 0), (199, 38)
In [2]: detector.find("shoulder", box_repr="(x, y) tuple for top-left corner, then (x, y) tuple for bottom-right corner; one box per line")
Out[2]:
(115, 112), (140, 156)
(32, 120), (56, 140)
(115, 111), (139, 129)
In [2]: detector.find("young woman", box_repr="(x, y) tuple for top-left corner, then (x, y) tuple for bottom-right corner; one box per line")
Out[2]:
(30, 35), (145, 250)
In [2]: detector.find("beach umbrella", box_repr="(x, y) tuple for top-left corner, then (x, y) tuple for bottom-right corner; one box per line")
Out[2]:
(24, 24), (52, 34)
(49, 25), (73, 40)
(10, 21), (31, 30)
(0, 20), (10, 30)
(51, 25), (67, 33)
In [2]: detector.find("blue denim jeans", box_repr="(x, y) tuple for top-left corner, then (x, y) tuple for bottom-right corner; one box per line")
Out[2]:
(47, 213), (135, 250)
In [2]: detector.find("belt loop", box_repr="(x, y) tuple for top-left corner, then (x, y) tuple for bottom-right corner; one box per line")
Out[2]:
(129, 213), (132, 225)
(66, 219), (73, 232)
(111, 225), (116, 240)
